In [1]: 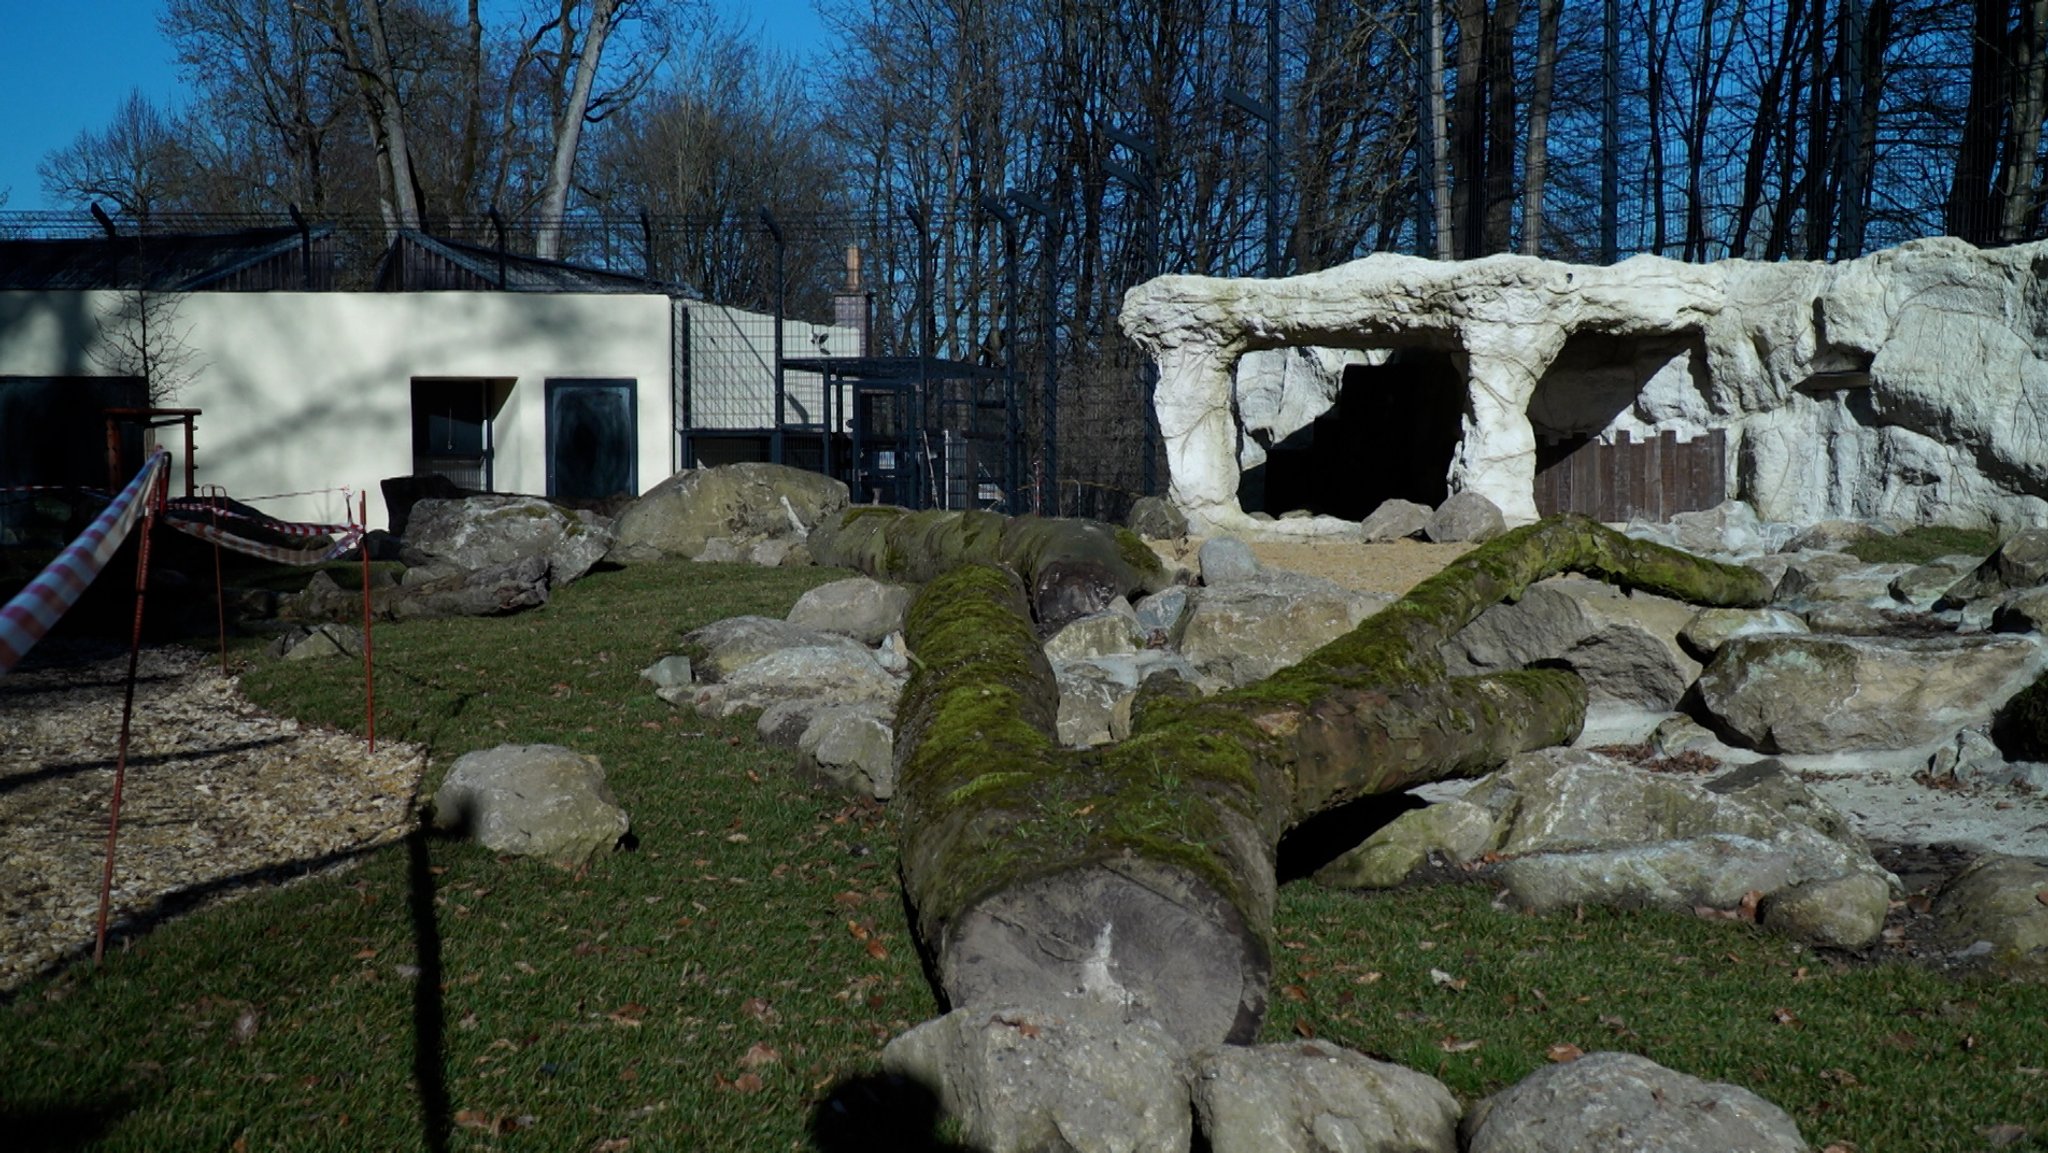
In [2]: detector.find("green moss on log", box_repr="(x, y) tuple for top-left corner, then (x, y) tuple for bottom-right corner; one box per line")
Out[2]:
(893, 515), (1770, 1039)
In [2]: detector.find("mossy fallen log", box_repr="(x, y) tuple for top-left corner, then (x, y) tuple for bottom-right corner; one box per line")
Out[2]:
(808, 507), (1175, 629)
(894, 515), (1770, 1046)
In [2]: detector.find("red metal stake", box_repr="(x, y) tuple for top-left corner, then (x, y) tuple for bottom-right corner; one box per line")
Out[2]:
(361, 491), (376, 753)
(95, 467), (167, 965)
(211, 491), (228, 676)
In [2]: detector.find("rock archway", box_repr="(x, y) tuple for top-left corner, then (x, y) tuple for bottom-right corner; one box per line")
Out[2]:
(1119, 239), (2048, 537)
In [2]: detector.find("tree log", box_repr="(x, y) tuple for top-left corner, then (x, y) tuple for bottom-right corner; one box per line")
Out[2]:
(894, 515), (1771, 1046)
(808, 507), (1176, 629)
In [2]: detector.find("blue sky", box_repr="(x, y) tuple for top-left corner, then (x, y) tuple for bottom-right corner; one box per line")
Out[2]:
(0, 0), (831, 214)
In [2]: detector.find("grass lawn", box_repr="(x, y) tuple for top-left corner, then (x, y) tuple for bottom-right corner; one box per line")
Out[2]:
(3, 557), (2044, 1151)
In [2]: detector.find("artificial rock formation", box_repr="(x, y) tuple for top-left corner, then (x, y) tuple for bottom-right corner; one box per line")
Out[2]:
(1120, 238), (2048, 537)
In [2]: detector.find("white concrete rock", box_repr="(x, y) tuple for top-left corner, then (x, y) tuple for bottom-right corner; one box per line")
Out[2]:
(1121, 239), (2048, 537)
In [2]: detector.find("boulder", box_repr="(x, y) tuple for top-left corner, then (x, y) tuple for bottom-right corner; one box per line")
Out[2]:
(1634, 501), (1795, 560)
(1783, 518), (1888, 553)
(881, 1003), (1191, 1153)
(1694, 633), (2044, 753)
(1199, 536), (1261, 585)
(1052, 652), (1201, 747)
(289, 555), (551, 622)
(1128, 495), (1189, 540)
(402, 494), (613, 587)
(1314, 799), (1497, 889)
(1178, 570), (1393, 690)
(1442, 576), (1701, 710)
(1043, 607), (1143, 663)
(1358, 499), (1434, 543)
(786, 577), (914, 645)
(1938, 527), (2048, 609)
(679, 615), (872, 682)
(1424, 491), (1505, 543)
(272, 622), (362, 661)
(429, 744), (629, 870)
(638, 655), (693, 690)
(1189, 1040), (1462, 1153)
(798, 704), (897, 801)
(1462, 1051), (1807, 1153)
(1889, 555), (1981, 610)
(671, 644), (900, 719)
(1993, 586), (2048, 635)
(1133, 586), (1193, 640)
(1932, 854), (2048, 976)
(1466, 750), (1892, 945)
(1775, 558), (1917, 608)
(694, 536), (744, 562)
(1678, 606), (1808, 660)
(606, 463), (848, 563)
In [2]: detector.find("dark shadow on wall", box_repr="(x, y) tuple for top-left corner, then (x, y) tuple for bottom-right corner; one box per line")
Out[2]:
(1251, 350), (1465, 520)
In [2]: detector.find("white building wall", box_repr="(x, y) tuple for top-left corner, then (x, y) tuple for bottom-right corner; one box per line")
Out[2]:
(0, 290), (674, 531)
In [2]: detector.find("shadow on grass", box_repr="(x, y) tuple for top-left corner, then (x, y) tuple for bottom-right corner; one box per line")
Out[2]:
(2, 1096), (137, 1153)
(407, 828), (451, 1153)
(807, 1072), (974, 1152)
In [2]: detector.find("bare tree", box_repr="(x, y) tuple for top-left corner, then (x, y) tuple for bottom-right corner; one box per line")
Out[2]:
(38, 91), (197, 217)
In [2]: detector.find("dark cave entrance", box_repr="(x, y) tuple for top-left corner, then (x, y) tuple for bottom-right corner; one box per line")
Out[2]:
(1245, 349), (1465, 521)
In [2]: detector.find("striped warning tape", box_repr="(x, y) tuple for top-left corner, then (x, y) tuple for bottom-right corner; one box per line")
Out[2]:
(1, 451), (170, 676)
(163, 498), (355, 541)
(162, 517), (364, 566)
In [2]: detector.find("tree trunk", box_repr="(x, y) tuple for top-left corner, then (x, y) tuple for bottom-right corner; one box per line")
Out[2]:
(1521, 0), (1561, 255)
(807, 507), (1174, 631)
(536, 0), (617, 261)
(894, 516), (1771, 1046)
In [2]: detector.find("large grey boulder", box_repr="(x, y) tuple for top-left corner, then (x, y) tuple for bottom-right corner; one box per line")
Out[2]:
(671, 645), (901, 719)
(1178, 570), (1393, 689)
(1127, 495), (1190, 540)
(1464, 750), (1893, 946)
(786, 576), (913, 645)
(1052, 652), (1200, 747)
(1442, 576), (1701, 710)
(1631, 501), (1795, 560)
(1199, 536), (1261, 585)
(289, 554), (552, 622)
(797, 703), (898, 801)
(1932, 853), (2048, 977)
(1043, 605), (1144, 664)
(1695, 633), (2044, 753)
(1773, 556), (1916, 609)
(1315, 799), (1497, 889)
(403, 494), (613, 587)
(1358, 499), (1433, 543)
(1424, 491), (1505, 543)
(679, 615), (873, 682)
(1189, 1040), (1462, 1153)
(1938, 527), (2048, 608)
(429, 744), (629, 870)
(1889, 554), (1981, 610)
(1462, 1052), (1807, 1153)
(1678, 606), (1808, 661)
(881, 1002), (1191, 1153)
(606, 463), (848, 563)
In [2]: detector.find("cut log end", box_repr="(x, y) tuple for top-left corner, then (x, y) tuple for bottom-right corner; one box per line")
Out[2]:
(940, 860), (1269, 1047)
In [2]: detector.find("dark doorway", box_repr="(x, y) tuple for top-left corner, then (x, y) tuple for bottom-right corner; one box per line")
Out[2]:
(1253, 350), (1465, 520)
(546, 379), (637, 501)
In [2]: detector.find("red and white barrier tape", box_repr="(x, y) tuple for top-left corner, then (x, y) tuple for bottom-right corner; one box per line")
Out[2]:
(163, 517), (363, 566)
(0, 451), (170, 676)
(163, 499), (356, 541)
